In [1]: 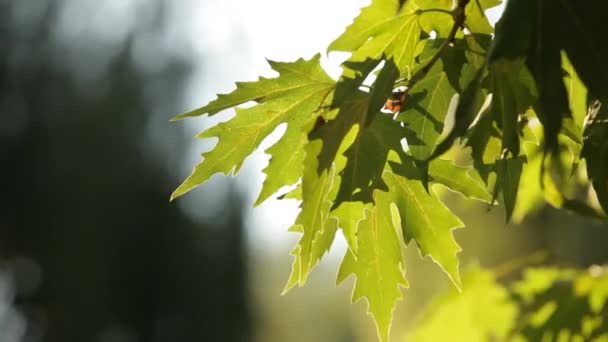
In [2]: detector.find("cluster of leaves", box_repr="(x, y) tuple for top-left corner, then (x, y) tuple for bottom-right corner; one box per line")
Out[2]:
(171, 0), (608, 340)
(411, 264), (608, 341)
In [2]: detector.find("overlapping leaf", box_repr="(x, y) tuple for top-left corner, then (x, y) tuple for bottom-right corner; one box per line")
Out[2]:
(397, 40), (461, 161)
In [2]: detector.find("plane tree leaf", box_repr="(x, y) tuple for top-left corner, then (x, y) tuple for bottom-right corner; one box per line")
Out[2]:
(464, 0), (501, 35)
(397, 40), (461, 161)
(582, 98), (608, 214)
(328, 0), (400, 53)
(337, 189), (408, 342)
(384, 165), (464, 287)
(428, 158), (492, 202)
(284, 139), (339, 291)
(171, 55), (334, 200)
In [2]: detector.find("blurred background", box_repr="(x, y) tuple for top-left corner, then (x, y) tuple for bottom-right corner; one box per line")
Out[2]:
(1, 0), (607, 341)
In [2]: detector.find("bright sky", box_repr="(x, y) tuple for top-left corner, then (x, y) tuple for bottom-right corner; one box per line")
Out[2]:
(177, 0), (505, 252)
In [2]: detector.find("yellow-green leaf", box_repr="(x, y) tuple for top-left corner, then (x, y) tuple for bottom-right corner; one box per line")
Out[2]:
(337, 189), (408, 342)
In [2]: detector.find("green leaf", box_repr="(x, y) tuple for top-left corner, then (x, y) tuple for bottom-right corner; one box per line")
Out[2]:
(489, 59), (536, 156)
(349, 12), (420, 73)
(384, 166), (463, 287)
(495, 156), (525, 222)
(284, 139), (339, 291)
(415, 0), (453, 37)
(172, 55), (334, 120)
(582, 98), (608, 214)
(398, 40), (461, 161)
(326, 111), (408, 252)
(368, 59), (400, 122)
(525, 0), (570, 153)
(429, 66), (485, 161)
(171, 55), (334, 200)
(428, 158), (492, 202)
(464, 0), (501, 35)
(255, 129), (308, 206)
(329, 0), (421, 87)
(337, 189), (408, 342)
(490, 0), (535, 61)
(562, 51), (587, 131)
(315, 90), (368, 172)
(511, 141), (545, 223)
(336, 115), (406, 205)
(330, 201), (367, 253)
(559, 1), (608, 101)
(513, 267), (608, 340)
(256, 105), (335, 206)
(409, 266), (518, 342)
(328, 0), (400, 53)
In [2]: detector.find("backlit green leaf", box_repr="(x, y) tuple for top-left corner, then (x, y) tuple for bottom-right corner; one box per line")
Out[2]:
(284, 139), (338, 291)
(496, 156), (525, 222)
(384, 166), (463, 287)
(429, 158), (492, 202)
(172, 55), (334, 200)
(337, 189), (408, 342)
(410, 266), (517, 342)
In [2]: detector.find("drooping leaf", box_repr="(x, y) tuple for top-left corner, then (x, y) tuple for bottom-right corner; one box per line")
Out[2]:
(582, 98), (608, 214)
(384, 165), (463, 287)
(330, 201), (367, 253)
(465, 101), (501, 181)
(171, 55), (334, 200)
(559, 1), (608, 102)
(337, 189), (408, 342)
(284, 139), (339, 291)
(328, 111), (410, 252)
(490, 0), (535, 61)
(488, 59), (536, 157)
(525, 0), (570, 154)
(562, 51), (587, 132)
(495, 155), (525, 222)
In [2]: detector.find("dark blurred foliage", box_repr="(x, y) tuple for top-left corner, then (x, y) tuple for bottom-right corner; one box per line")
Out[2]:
(0, 1), (251, 341)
